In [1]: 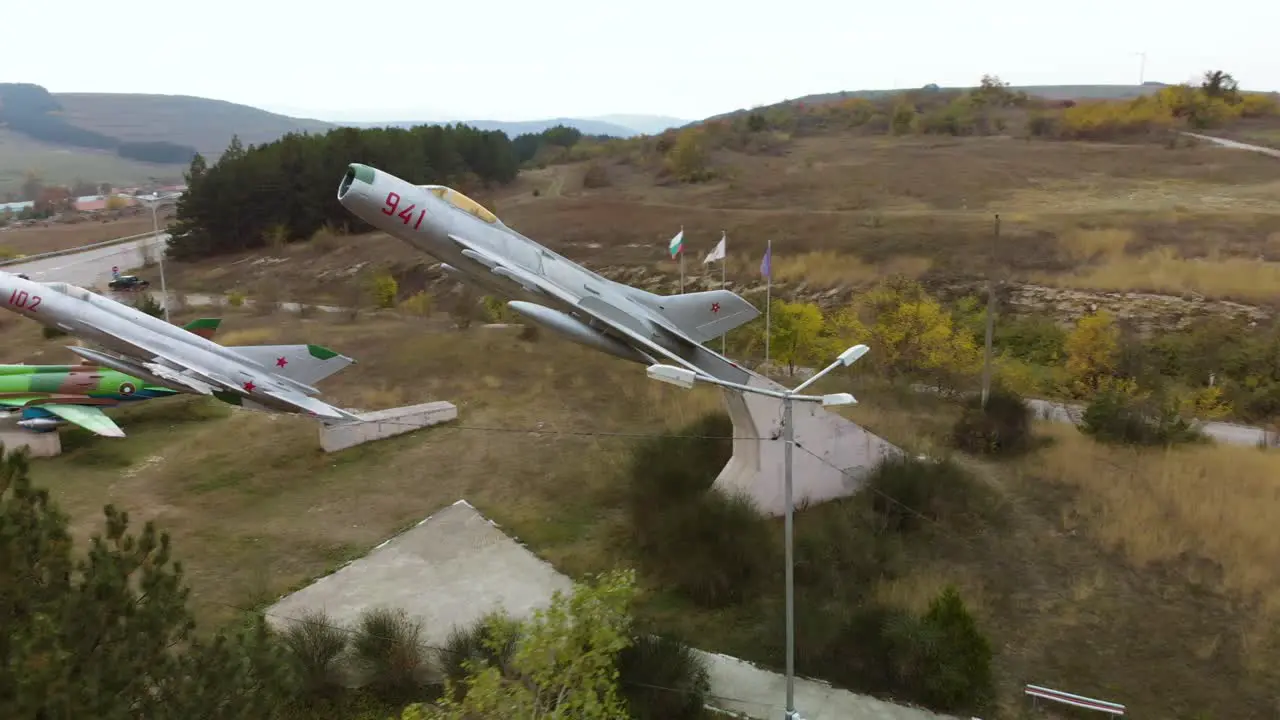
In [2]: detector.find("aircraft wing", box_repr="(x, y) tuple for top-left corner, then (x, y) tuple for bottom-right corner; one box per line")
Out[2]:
(446, 234), (710, 377)
(39, 404), (126, 438)
(260, 389), (361, 422)
(0, 398), (125, 437)
(74, 316), (229, 395)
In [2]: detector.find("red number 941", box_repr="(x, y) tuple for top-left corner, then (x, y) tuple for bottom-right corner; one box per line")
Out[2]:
(7, 289), (41, 311)
(382, 191), (426, 230)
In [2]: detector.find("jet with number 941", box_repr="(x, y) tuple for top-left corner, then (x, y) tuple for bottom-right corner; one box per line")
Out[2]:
(336, 163), (760, 383)
(0, 271), (362, 425)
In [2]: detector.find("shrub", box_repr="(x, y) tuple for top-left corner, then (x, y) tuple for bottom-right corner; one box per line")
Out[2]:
(665, 128), (713, 183)
(951, 387), (1033, 456)
(638, 489), (775, 608)
(1079, 385), (1203, 446)
(351, 607), (429, 702)
(864, 455), (996, 534)
(227, 289), (246, 307)
(827, 589), (994, 715)
(480, 295), (513, 323)
(617, 635), (711, 720)
(995, 314), (1067, 365)
(581, 162), (610, 188)
(626, 412), (732, 518)
(132, 293), (165, 319)
(891, 103), (918, 135)
(793, 502), (906, 618)
(398, 291), (433, 318)
(280, 610), (350, 700)
(440, 612), (520, 701)
(370, 273), (398, 309)
(887, 586), (994, 713)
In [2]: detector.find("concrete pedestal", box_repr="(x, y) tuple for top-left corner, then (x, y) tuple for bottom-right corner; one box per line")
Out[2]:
(715, 373), (902, 516)
(319, 401), (458, 453)
(0, 430), (63, 458)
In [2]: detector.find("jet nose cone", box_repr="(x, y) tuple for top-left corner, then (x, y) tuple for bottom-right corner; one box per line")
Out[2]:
(337, 163), (376, 201)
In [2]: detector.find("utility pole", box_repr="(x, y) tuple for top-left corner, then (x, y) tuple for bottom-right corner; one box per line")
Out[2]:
(1136, 51), (1147, 85)
(980, 213), (999, 408)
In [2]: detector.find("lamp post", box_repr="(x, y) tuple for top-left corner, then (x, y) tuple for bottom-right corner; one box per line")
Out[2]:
(144, 196), (170, 322)
(645, 343), (871, 720)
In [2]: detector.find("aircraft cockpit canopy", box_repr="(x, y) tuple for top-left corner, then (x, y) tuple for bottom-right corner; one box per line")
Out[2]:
(421, 185), (501, 225)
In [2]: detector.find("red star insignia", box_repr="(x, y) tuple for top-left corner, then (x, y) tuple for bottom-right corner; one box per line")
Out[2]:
(276, 357), (288, 368)
(711, 302), (721, 313)
(243, 380), (256, 392)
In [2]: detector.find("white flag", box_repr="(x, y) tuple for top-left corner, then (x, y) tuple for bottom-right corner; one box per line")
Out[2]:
(702, 232), (726, 265)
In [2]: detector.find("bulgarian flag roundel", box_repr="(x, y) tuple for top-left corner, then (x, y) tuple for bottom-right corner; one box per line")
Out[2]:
(668, 229), (684, 258)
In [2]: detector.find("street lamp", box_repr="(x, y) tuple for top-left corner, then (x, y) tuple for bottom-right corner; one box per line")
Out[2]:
(645, 343), (870, 720)
(142, 196), (170, 322)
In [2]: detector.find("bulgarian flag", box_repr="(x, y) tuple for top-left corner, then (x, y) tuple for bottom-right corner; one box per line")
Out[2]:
(668, 228), (684, 258)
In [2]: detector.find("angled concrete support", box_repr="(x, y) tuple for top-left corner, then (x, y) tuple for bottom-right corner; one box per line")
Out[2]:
(714, 373), (902, 516)
(0, 429), (63, 458)
(319, 401), (458, 452)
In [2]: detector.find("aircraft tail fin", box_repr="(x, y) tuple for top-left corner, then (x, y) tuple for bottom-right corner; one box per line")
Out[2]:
(227, 344), (356, 386)
(181, 318), (222, 340)
(637, 289), (760, 343)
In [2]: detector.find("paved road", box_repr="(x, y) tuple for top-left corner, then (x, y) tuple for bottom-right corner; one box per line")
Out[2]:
(1183, 132), (1280, 159)
(1025, 397), (1273, 448)
(6, 234), (168, 288)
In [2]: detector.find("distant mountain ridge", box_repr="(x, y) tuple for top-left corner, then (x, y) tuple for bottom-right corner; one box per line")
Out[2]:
(337, 115), (690, 138)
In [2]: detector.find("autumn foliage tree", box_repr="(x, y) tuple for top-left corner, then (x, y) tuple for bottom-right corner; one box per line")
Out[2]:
(831, 278), (983, 391)
(665, 128), (712, 183)
(1064, 310), (1120, 395)
(399, 570), (637, 720)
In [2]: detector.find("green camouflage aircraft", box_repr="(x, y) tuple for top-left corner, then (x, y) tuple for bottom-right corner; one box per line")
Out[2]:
(0, 318), (221, 438)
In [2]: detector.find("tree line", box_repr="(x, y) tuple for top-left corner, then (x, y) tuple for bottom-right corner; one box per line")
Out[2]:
(167, 122), (591, 261)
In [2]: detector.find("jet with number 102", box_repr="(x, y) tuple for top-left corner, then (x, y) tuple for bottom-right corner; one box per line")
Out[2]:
(336, 164), (760, 383)
(0, 271), (361, 424)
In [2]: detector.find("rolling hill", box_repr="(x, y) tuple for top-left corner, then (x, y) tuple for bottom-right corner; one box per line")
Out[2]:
(0, 80), (1239, 199)
(53, 93), (337, 158)
(0, 85), (690, 196)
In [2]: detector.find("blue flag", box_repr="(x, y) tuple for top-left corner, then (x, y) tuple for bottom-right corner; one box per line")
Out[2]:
(760, 241), (772, 279)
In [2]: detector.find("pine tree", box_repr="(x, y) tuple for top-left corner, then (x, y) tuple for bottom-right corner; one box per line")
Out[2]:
(0, 445), (296, 718)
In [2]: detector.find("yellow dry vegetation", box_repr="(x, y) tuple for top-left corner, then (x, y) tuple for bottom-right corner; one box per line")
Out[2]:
(725, 251), (932, 289)
(1034, 247), (1280, 302)
(1027, 424), (1280, 621)
(1058, 228), (1133, 262)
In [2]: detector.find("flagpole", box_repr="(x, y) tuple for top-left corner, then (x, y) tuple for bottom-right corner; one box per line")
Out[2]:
(764, 239), (772, 367)
(721, 231), (728, 354)
(679, 225), (685, 294)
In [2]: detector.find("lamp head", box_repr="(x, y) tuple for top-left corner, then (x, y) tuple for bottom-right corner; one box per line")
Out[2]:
(646, 364), (698, 390)
(837, 344), (870, 367)
(821, 392), (857, 407)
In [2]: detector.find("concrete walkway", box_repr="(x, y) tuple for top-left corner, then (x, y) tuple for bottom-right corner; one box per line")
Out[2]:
(264, 500), (962, 720)
(1183, 132), (1280, 159)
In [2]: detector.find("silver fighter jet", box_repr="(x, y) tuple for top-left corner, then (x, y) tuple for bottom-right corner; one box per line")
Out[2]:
(336, 164), (761, 383)
(0, 271), (361, 422)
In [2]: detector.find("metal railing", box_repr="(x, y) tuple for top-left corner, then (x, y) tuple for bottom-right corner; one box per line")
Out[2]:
(0, 231), (163, 268)
(1026, 684), (1125, 715)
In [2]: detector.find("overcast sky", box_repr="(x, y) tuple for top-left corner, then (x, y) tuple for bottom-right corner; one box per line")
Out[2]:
(7, 0), (1276, 122)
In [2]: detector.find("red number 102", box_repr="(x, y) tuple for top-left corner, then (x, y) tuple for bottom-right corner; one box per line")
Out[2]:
(382, 192), (425, 230)
(7, 290), (41, 311)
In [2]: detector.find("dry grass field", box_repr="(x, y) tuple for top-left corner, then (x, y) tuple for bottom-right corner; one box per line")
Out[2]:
(154, 134), (1280, 309)
(0, 215), (160, 257)
(2, 303), (1278, 718)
